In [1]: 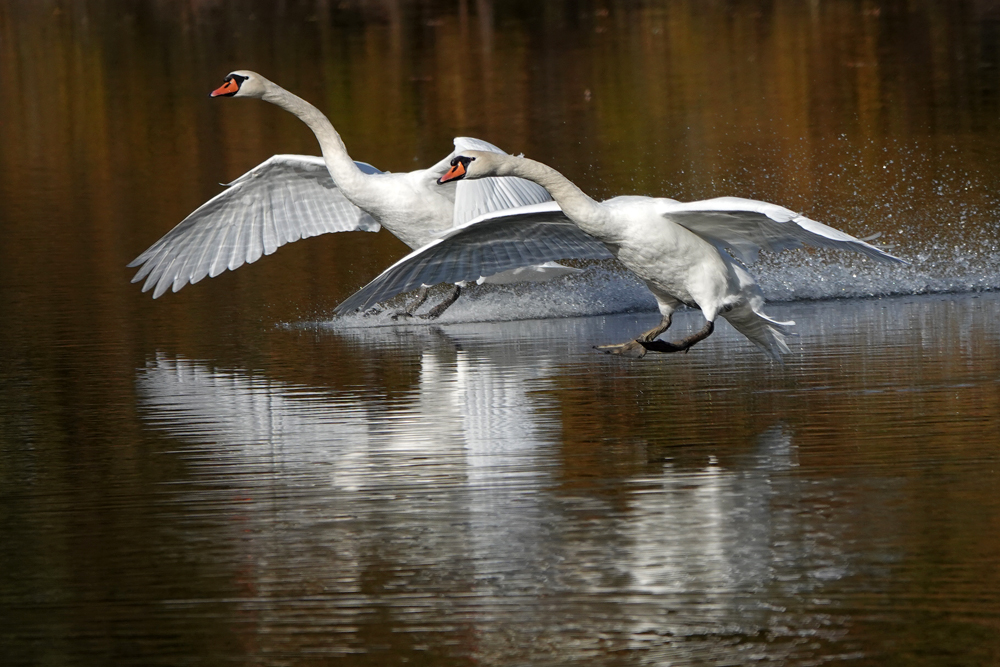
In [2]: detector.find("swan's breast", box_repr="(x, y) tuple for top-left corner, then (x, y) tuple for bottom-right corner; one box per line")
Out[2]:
(613, 208), (732, 302)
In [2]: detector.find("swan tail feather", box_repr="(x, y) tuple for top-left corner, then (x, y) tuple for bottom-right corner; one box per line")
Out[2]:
(722, 303), (794, 362)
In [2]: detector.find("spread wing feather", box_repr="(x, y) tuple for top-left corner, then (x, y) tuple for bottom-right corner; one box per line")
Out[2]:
(450, 137), (553, 225)
(128, 155), (382, 298)
(334, 202), (613, 314)
(661, 197), (907, 265)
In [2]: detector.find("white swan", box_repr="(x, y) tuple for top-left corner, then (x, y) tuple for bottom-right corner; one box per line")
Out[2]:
(335, 152), (907, 360)
(127, 71), (568, 318)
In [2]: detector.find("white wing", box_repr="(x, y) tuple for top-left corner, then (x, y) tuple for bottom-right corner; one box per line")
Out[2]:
(129, 155), (382, 298)
(334, 202), (613, 314)
(660, 196), (907, 265)
(450, 137), (553, 225)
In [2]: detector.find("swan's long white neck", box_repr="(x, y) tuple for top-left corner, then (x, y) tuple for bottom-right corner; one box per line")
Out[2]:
(260, 81), (365, 192)
(485, 155), (610, 237)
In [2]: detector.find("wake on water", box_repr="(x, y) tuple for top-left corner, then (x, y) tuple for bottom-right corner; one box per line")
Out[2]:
(320, 238), (1000, 330)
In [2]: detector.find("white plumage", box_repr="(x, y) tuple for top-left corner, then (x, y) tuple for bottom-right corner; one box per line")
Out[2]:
(337, 152), (906, 360)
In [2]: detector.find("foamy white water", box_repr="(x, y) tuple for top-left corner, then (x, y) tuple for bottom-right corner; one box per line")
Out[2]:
(322, 231), (1000, 329)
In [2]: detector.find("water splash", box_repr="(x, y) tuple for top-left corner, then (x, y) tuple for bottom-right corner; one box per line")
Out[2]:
(322, 237), (999, 328)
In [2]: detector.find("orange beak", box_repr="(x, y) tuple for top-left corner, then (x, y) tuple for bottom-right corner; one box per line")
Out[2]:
(210, 79), (240, 97)
(438, 161), (467, 184)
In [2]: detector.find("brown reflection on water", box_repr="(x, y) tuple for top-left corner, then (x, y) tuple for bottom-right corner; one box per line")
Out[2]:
(116, 296), (1000, 664)
(552, 297), (1000, 466)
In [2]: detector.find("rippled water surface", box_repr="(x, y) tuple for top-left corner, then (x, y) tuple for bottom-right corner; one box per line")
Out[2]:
(3, 1), (1000, 665)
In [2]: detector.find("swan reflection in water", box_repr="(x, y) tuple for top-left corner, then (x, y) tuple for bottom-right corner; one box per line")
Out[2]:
(135, 329), (896, 661)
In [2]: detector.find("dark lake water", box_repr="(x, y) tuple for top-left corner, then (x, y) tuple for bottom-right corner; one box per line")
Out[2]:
(3, 1), (1000, 665)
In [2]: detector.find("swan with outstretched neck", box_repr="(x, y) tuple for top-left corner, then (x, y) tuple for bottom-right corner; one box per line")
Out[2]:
(128, 71), (565, 318)
(334, 151), (906, 359)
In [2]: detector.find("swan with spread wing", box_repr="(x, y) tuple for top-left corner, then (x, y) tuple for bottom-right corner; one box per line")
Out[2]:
(335, 152), (906, 360)
(127, 71), (569, 318)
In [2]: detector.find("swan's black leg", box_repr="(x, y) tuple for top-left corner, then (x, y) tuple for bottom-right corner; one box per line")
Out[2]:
(640, 320), (714, 353)
(595, 314), (672, 359)
(419, 284), (461, 320)
(391, 286), (430, 320)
